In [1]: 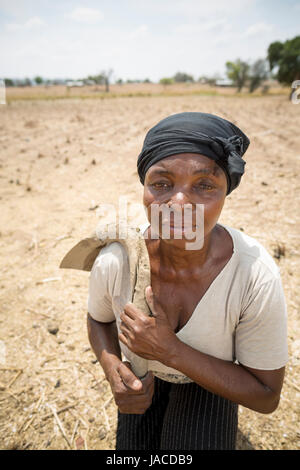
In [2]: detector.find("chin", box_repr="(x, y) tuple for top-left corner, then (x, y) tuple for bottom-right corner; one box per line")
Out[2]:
(160, 225), (205, 249)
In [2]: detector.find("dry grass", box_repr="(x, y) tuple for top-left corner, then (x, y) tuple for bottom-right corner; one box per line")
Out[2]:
(0, 90), (299, 450)
(5, 82), (291, 103)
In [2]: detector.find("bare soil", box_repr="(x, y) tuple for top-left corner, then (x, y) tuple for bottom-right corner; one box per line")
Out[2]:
(0, 90), (299, 450)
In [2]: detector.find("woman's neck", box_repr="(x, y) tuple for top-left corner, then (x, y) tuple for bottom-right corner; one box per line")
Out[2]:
(145, 225), (220, 273)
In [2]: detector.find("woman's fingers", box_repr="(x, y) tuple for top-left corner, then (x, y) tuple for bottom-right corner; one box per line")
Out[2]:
(118, 332), (130, 348)
(145, 286), (156, 315)
(111, 363), (155, 414)
(141, 371), (154, 391)
(123, 302), (139, 319)
(120, 311), (135, 330)
(119, 319), (132, 338)
(117, 361), (143, 392)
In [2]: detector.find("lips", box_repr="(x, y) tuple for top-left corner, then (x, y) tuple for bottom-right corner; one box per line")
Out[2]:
(160, 212), (200, 232)
(163, 223), (199, 230)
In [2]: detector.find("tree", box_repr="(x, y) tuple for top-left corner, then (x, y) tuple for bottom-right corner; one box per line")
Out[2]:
(198, 75), (221, 86)
(159, 77), (174, 86)
(267, 36), (300, 85)
(225, 59), (249, 92)
(173, 72), (194, 83)
(102, 69), (113, 92)
(268, 41), (284, 70)
(34, 76), (43, 85)
(88, 73), (105, 85)
(4, 78), (14, 87)
(248, 59), (269, 93)
(87, 69), (113, 91)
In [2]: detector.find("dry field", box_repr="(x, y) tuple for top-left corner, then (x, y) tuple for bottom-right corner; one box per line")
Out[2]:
(0, 87), (299, 450)
(5, 81), (290, 102)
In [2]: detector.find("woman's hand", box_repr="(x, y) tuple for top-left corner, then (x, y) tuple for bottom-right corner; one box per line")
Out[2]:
(118, 286), (179, 363)
(108, 360), (154, 414)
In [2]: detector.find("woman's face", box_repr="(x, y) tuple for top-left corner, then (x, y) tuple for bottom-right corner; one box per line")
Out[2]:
(143, 153), (228, 248)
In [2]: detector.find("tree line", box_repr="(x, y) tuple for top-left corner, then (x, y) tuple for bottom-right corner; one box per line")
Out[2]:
(3, 36), (299, 96)
(160, 36), (300, 95)
(226, 35), (300, 93)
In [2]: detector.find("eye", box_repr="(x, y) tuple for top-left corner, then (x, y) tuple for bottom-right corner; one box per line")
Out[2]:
(150, 182), (171, 190)
(194, 181), (215, 190)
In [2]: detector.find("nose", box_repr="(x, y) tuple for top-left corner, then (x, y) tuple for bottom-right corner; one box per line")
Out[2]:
(167, 191), (191, 208)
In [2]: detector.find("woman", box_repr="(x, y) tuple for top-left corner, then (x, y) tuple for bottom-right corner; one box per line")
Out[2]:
(70, 112), (288, 450)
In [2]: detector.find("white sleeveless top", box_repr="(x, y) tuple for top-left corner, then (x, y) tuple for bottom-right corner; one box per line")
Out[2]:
(87, 222), (289, 383)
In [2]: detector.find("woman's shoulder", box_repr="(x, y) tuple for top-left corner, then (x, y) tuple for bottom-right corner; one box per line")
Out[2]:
(93, 221), (147, 272)
(221, 224), (281, 282)
(94, 240), (127, 272)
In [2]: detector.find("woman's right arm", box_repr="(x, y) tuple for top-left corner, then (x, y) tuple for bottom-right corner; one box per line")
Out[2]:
(87, 313), (154, 414)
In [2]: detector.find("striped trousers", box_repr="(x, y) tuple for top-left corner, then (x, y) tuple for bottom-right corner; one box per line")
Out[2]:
(116, 376), (238, 450)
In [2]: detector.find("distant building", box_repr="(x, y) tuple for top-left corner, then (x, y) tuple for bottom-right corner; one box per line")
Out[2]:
(52, 78), (68, 85)
(66, 80), (84, 87)
(84, 79), (96, 86)
(215, 78), (234, 87)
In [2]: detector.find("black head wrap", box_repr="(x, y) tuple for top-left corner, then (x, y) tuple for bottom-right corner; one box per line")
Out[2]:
(137, 112), (250, 195)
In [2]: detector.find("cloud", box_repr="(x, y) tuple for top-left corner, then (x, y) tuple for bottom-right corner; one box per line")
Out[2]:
(69, 7), (104, 24)
(129, 24), (149, 39)
(175, 18), (229, 34)
(128, 0), (256, 18)
(5, 16), (45, 32)
(203, 18), (229, 31)
(244, 22), (273, 36)
(0, 0), (294, 82)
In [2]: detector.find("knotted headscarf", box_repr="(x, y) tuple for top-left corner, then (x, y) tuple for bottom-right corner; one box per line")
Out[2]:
(137, 112), (250, 194)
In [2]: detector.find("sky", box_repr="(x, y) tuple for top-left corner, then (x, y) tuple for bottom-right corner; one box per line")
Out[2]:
(0, 0), (299, 82)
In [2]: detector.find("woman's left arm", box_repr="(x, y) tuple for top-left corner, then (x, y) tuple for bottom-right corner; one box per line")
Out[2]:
(162, 340), (285, 414)
(119, 287), (285, 414)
